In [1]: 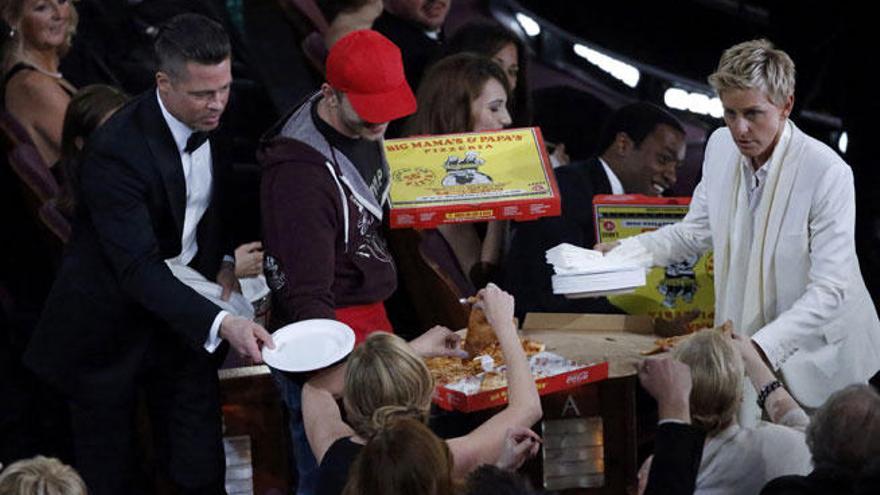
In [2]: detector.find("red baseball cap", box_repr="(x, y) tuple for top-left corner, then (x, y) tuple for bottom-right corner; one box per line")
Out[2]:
(326, 30), (417, 124)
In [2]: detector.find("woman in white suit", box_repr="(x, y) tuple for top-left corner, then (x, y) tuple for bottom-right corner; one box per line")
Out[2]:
(600, 39), (880, 410)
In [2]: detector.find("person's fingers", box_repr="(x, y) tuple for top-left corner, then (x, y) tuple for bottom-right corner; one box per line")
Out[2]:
(445, 334), (462, 349)
(245, 337), (262, 364)
(243, 241), (262, 252)
(254, 325), (275, 349)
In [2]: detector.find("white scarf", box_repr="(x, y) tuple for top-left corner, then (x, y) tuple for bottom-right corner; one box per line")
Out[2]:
(717, 122), (793, 336)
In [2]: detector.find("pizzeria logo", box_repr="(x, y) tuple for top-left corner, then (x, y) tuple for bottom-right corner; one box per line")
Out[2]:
(441, 150), (493, 186)
(393, 168), (437, 187)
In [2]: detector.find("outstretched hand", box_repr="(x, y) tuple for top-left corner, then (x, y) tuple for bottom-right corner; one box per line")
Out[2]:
(593, 241), (620, 254)
(495, 427), (542, 471)
(409, 325), (468, 358)
(219, 315), (275, 363)
(638, 357), (692, 422)
(474, 283), (515, 334)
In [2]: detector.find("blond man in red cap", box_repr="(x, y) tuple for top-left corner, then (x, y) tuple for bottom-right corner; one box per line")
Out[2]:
(258, 29), (417, 494)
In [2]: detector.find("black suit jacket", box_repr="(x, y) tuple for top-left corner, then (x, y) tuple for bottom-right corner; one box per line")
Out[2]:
(644, 422), (705, 495)
(504, 158), (621, 319)
(760, 462), (880, 495)
(24, 90), (231, 400)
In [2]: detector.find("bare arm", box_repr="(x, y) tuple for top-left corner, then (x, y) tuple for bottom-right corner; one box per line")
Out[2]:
(302, 364), (353, 463)
(447, 284), (542, 477)
(6, 71), (70, 165)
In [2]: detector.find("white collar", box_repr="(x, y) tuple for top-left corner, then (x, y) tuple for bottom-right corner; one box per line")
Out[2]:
(156, 89), (196, 154)
(424, 29), (441, 41)
(598, 157), (625, 194)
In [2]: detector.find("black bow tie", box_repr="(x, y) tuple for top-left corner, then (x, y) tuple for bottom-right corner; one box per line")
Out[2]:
(185, 131), (209, 153)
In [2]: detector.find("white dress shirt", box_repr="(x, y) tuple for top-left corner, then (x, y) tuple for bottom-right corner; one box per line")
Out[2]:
(156, 91), (227, 352)
(742, 159), (771, 215)
(599, 158), (625, 194)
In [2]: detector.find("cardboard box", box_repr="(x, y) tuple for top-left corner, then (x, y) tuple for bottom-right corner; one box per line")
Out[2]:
(385, 127), (561, 228)
(521, 313), (657, 378)
(593, 194), (716, 332)
(518, 313), (657, 494)
(432, 360), (609, 413)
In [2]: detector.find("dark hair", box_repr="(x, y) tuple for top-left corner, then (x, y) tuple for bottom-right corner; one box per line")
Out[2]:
(464, 465), (534, 495)
(596, 102), (685, 154)
(342, 417), (456, 495)
(154, 13), (230, 79)
(404, 53), (510, 136)
(446, 22), (532, 126)
(56, 84), (129, 218)
(315, 0), (373, 23)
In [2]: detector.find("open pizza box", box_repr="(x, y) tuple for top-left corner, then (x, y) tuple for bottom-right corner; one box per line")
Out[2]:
(520, 313), (658, 378)
(431, 313), (658, 413)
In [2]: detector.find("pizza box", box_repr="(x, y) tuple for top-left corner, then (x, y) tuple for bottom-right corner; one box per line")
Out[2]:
(385, 127), (561, 229)
(432, 359), (609, 413)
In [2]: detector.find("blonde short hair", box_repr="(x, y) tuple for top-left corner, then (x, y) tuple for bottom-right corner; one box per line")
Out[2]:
(343, 332), (434, 439)
(708, 39), (795, 106)
(673, 330), (744, 435)
(0, 456), (87, 495)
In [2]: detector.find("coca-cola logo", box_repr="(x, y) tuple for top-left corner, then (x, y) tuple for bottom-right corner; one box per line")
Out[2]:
(566, 371), (589, 384)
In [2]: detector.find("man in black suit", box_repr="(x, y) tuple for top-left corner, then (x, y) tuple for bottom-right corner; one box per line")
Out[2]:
(504, 103), (686, 319)
(23, 14), (273, 495)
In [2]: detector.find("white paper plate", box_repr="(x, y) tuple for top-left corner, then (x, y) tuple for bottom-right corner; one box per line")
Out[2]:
(262, 319), (355, 372)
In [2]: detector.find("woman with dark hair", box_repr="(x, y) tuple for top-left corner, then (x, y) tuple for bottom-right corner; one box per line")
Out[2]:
(55, 83), (128, 221)
(1, 0), (78, 166)
(446, 22), (569, 166)
(392, 53), (513, 329)
(341, 417), (457, 495)
(445, 22), (530, 127)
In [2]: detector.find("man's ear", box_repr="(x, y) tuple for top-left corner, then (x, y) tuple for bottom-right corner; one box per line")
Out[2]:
(780, 94), (795, 119)
(156, 71), (171, 93)
(320, 83), (338, 106)
(614, 131), (634, 156)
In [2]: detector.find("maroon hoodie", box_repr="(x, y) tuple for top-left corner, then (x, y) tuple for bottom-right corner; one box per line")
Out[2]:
(258, 96), (396, 327)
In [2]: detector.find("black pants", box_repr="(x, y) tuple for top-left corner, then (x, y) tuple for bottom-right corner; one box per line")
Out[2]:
(67, 336), (226, 495)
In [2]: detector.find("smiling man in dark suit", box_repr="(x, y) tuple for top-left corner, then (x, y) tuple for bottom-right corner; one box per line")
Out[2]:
(23, 13), (273, 495)
(504, 102), (686, 319)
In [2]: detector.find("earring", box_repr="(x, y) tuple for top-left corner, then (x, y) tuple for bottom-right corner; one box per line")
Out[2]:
(8, 27), (15, 39)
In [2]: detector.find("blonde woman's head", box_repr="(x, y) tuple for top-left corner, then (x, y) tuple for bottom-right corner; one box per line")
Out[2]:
(343, 332), (434, 439)
(708, 39), (795, 106)
(0, 456), (87, 495)
(673, 330), (743, 435)
(1, 0), (79, 70)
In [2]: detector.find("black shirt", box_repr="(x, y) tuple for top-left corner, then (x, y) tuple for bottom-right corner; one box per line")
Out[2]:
(311, 101), (387, 202)
(316, 437), (364, 495)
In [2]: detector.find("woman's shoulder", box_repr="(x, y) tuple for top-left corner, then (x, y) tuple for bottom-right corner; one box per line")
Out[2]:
(322, 436), (363, 460)
(4, 67), (69, 105)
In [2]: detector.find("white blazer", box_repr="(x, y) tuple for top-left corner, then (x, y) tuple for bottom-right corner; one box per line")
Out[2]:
(633, 122), (880, 407)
